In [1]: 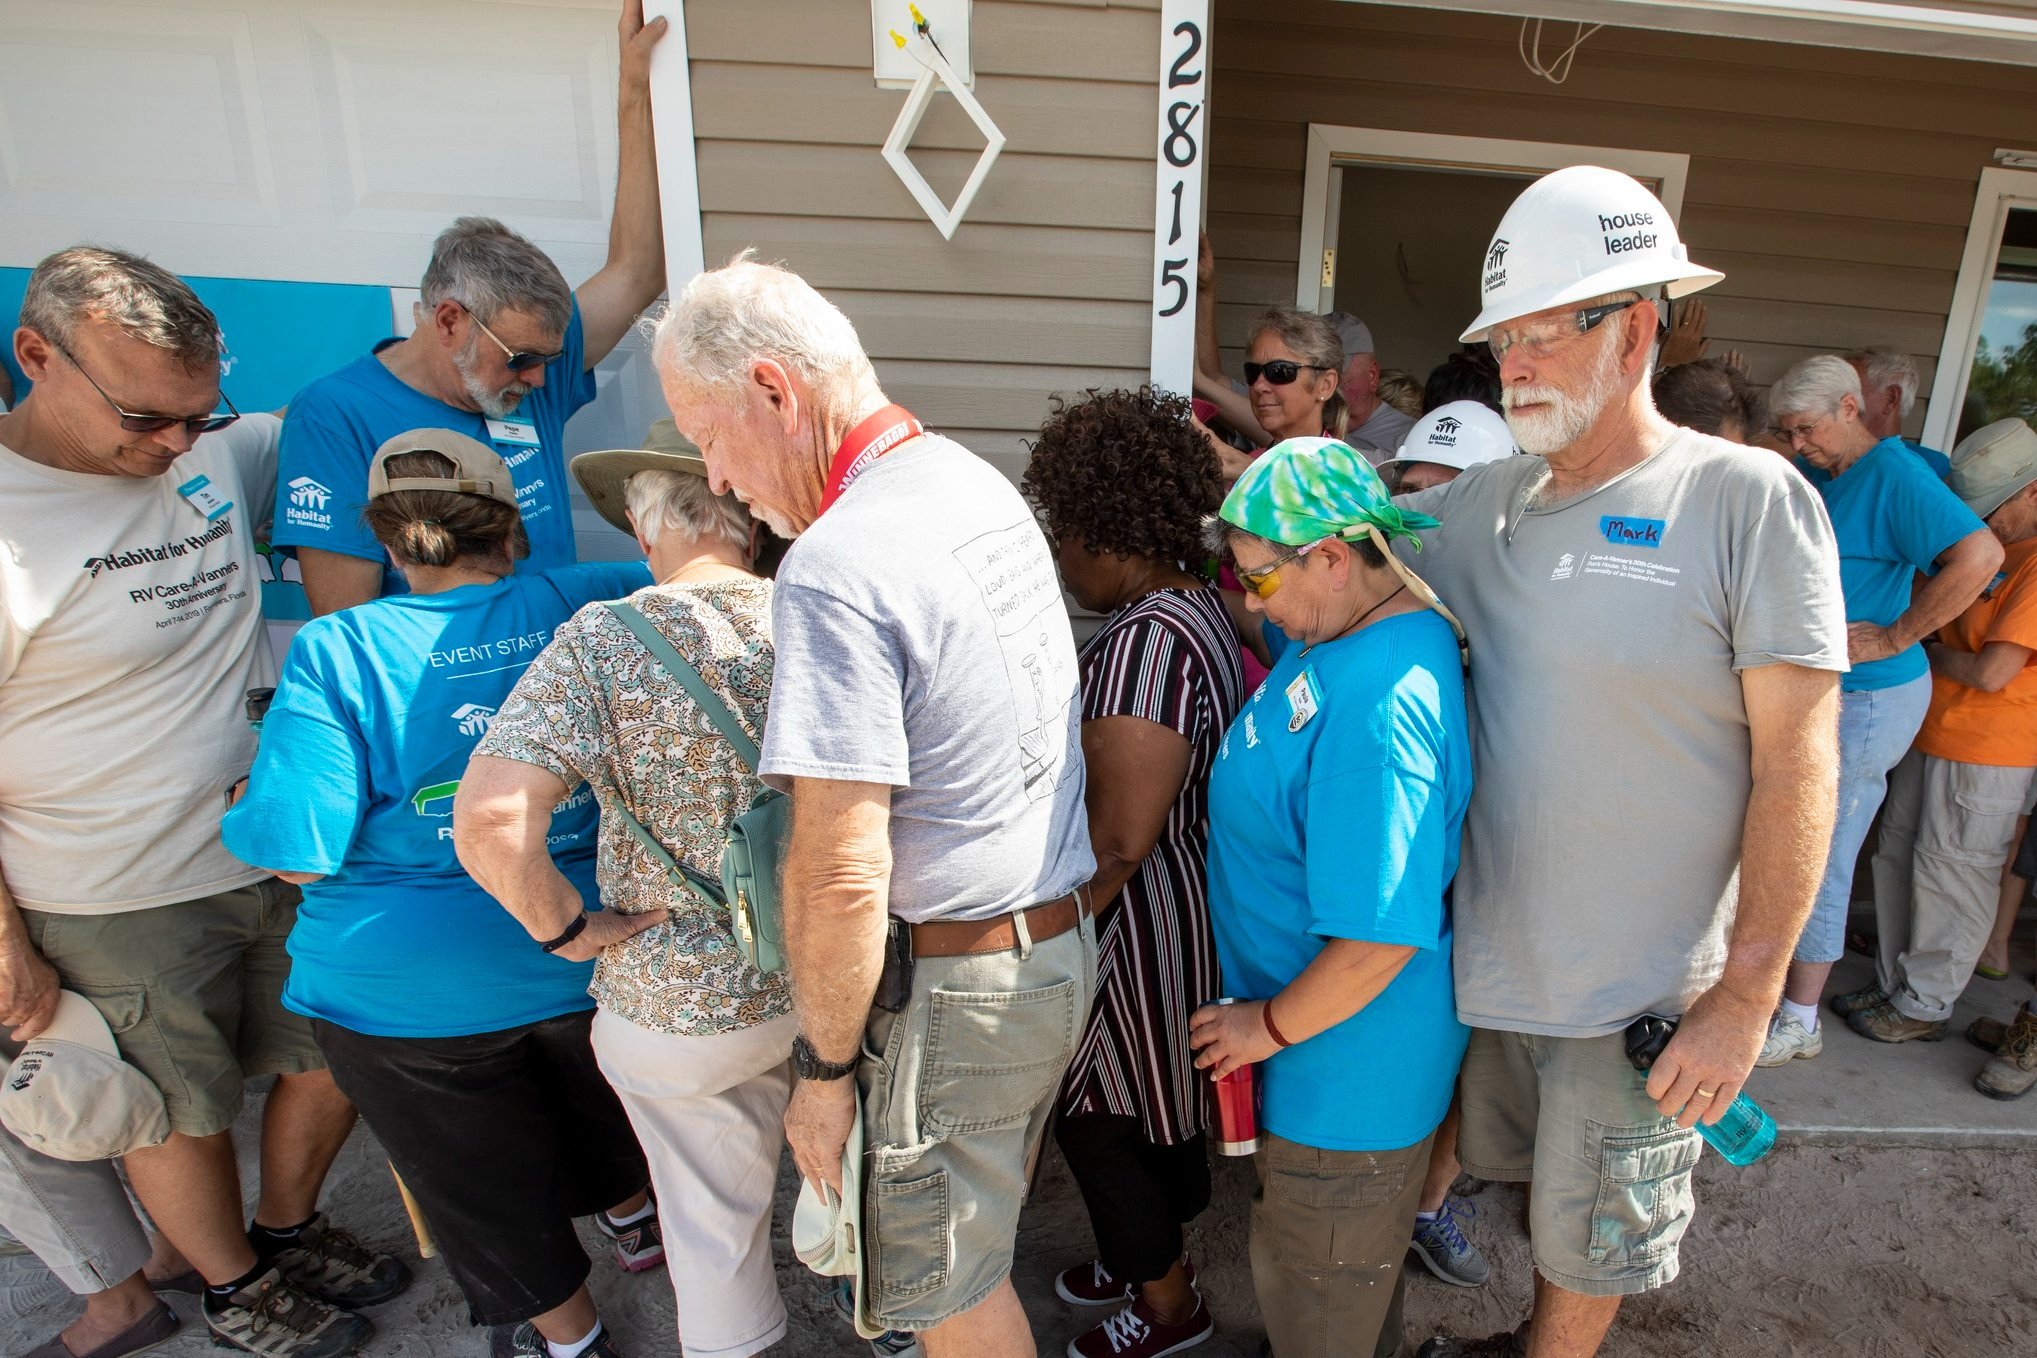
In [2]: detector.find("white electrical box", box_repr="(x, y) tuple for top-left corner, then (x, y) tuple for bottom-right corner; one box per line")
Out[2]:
(872, 0), (973, 88)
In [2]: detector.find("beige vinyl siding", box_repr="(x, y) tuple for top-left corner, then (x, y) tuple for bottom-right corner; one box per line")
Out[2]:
(686, 0), (1160, 482)
(1206, 0), (2037, 436)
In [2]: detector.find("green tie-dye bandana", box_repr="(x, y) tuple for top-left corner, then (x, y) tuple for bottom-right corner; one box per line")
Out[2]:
(1219, 437), (1440, 548)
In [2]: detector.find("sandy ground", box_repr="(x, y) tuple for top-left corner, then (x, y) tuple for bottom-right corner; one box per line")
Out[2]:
(4, 1106), (2032, 1358)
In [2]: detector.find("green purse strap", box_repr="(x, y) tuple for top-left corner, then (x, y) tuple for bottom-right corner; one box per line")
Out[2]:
(603, 602), (760, 772)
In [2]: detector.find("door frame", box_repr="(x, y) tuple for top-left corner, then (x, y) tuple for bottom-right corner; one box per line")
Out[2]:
(1294, 126), (1691, 311)
(1925, 166), (2037, 452)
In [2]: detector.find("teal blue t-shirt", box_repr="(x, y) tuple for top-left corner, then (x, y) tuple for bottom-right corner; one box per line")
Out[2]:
(1206, 609), (1471, 1153)
(1903, 438), (1952, 480)
(271, 304), (597, 597)
(222, 563), (649, 1037)
(1797, 438), (1984, 691)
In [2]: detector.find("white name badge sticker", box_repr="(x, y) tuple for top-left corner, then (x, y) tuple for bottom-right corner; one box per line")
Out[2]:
(484, 417), (540, 446)
(177, 474), (233, 521)
(1285, 667), (1322, 732)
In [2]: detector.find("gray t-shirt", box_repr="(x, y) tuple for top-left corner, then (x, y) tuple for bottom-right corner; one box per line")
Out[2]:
(1353, 401), (1415, 458)
(762, 435), (1095, 923)
(1397, 430), (1846, 1037)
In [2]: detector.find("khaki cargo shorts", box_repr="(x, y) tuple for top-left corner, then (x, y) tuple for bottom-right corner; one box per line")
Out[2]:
(1456, 1026), (1701, 1297)
(856, 917), (1096, 1332)
(23, 878), (325, 1138)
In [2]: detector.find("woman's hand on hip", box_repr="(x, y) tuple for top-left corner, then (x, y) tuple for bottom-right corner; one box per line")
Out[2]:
(553, 908), (669, 963)
(1189, 1000), (1279, 1079)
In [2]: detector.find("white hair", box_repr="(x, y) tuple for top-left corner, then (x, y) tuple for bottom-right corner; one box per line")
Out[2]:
(1769, 355), (1864, 423)
(652, 252), (880, 409)
(623, 469), (752, 552)
(1844, 345), (1919, 416)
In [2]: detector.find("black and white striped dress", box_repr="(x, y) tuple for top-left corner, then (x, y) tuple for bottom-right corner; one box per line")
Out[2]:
(1059, 584), (1246, 1145)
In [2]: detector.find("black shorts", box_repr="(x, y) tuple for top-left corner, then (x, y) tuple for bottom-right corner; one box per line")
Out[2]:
(312, 1010), (648, 1326)
(2017, 815), (2037, 882)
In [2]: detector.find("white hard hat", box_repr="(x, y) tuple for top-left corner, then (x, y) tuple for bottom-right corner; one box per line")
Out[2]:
(1382, 401), (1519, 473)
(1461, 165), (1723, 343)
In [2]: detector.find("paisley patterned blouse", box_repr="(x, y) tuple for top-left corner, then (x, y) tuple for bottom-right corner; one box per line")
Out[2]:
(478, 577), (792, 1036)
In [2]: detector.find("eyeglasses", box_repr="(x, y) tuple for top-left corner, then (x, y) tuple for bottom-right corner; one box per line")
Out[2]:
(460, 304), (566, 373)
(1234, 539), (1323, 598)
(1775, 413), (1831, 444)
(1244, 360), (1333, 387)
(1486, 300), (1641, 363)
(53, 340), (240, 435)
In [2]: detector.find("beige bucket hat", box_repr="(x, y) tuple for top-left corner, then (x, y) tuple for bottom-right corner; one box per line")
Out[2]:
(570, 420), (708, 536)
(1950, 418), (2037, 519)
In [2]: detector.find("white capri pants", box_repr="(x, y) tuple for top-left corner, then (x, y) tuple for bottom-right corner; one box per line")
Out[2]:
(591, 1008), (796, 1358)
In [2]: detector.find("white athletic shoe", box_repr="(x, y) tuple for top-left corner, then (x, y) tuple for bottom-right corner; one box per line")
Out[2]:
(1755, 1010), (1823, 1067)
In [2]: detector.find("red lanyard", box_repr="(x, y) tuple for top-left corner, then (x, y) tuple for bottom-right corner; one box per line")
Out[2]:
(818, 405), (923, 516)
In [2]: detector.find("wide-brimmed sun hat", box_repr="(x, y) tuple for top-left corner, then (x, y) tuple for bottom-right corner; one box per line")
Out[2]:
(570, 419), (709, 536)
(1950, 418), (2037, 519)
(791, 1100), (881, 1338)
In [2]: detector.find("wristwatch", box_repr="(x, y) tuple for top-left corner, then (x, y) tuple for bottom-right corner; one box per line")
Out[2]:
(792, 1034), (860, 1082)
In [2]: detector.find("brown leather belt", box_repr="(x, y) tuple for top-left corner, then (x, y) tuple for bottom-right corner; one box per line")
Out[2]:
(908, 892), (1088, 959)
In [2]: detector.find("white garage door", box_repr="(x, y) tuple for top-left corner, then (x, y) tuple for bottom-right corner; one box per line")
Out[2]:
(0, 0), (682, 561)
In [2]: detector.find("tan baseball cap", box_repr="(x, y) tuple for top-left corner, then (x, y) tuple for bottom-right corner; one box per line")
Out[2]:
(0, 992), (170, 1162)
(367, 429), (518, 509)
(570, 419), (709, 536)
(1950, 418), (2037, 519)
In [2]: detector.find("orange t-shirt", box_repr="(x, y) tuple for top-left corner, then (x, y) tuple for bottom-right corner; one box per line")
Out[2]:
(1917, 535), (2037, 767)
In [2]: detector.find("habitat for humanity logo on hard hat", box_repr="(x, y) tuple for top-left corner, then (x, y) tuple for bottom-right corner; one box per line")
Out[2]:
(1461, 166), (1723, 343)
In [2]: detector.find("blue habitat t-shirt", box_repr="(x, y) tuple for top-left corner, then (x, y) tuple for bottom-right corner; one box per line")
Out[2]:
(271, 304), (597, 597)
(1797, 438), (1984, 692)
(1206, 609), (1472, 1153)
(222, 563), (648, 1037)
(1903, 438), (1952, 480)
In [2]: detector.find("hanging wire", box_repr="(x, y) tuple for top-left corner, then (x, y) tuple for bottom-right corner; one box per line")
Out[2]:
(1518, 18), (1603, 85)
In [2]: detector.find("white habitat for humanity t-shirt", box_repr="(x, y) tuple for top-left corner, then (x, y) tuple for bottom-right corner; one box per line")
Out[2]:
(0, 415), (282, 914)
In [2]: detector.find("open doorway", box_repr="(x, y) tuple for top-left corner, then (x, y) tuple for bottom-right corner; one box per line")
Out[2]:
(1332, 165), (1531, 385)
(1294, 127), (1689, 387)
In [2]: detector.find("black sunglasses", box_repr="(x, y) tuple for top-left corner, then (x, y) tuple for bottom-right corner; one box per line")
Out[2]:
(460, 303), (566, 374)
(54, 340), (240, 435)
(1244, 359), (1332, 387)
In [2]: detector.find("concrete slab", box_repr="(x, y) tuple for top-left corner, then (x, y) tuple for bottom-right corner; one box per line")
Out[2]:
(1747, 937), (2037, 1149)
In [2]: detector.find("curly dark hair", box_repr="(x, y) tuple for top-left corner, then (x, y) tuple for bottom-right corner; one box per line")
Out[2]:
(1022, 386), (1223, 565)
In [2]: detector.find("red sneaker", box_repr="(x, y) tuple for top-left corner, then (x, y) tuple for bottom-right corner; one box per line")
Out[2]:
(1066, 1297), (1214, 1358)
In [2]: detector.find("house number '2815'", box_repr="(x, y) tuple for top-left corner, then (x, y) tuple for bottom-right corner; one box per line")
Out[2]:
(1155, 18), (1203, 319)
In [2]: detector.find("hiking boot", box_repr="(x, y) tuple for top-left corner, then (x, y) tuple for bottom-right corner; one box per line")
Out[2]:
(254, 1213), (410, 1309)
(830, 1278), (919, 1357)
(1415, 1328), (1527, 1358)
(1054, 1258), (1198, 1308)
(1755, 1010), (1823, 1067)
(1967, 1015), (2011, 1051)
(1848, 1000), (1947, 1044)
(1975, 1008), (2037, 1101)
(1828, 981), (1889, 1020)
(202, 1267), (373, 1358)
(1409, 1197), (1489, 1287)
(489, 1321), (625, 1358)
(1067, 1296), (1213, 1358)
(595, 1200), (666, 1273)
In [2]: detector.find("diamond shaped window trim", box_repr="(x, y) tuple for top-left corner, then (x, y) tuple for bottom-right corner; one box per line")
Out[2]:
(880, 42), (1005, 241)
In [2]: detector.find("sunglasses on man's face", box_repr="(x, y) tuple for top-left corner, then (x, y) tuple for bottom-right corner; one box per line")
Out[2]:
(54, 340), (241, 436)
(461, 304), (567, 374)
(1243, 360), (1332, 388)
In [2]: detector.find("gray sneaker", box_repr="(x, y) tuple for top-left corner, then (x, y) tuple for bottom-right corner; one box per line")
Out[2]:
(1408, 1197), (1489, 1288)
(202, 1267), (372, 1358)
(1755, 1010), (1823, 1067)
(831, 1278), (919, 1357)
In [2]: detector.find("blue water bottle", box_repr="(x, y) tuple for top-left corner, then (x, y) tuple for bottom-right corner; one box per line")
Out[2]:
(1623, 1014), (1777, 1166)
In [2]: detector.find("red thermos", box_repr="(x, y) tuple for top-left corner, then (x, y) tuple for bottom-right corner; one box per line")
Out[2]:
(1209, 998), (1260, 1156)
